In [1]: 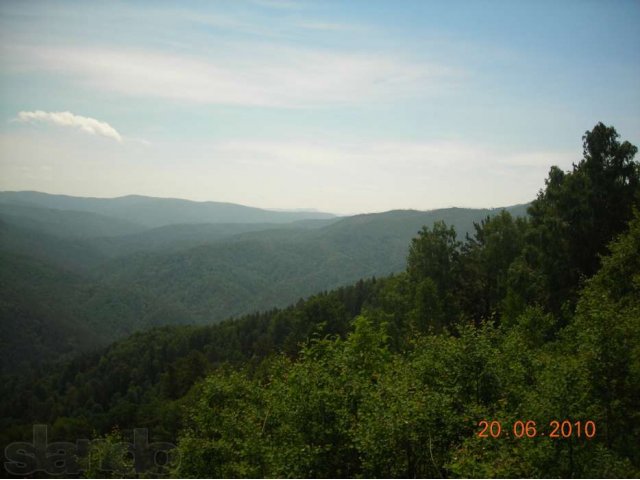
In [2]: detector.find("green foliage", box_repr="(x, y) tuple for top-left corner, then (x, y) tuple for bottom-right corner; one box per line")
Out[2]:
(459, 211), (528, 324)
(95, 206), (523, 326)
(0, 280), (381, 452)
(520, 122), (639, 315)
(447, 212), (640, 478)
(178, 370), (266, 478)
(81, 429), (136, 479)
(407, 220), (460, 290)
(0, 251), (196, 373)
(407, 220), (461, 330)
(568, 211), (640, 466)
(170, 124), (639, 478)
(0, 200), (525, 374)
(1, 124), (639, 478)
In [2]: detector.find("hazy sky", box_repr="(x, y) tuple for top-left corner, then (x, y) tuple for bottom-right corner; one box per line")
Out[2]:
(1, 0), (639, 214)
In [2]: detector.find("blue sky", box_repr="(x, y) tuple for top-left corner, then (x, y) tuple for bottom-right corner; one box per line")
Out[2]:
(1, 0), (639, 214)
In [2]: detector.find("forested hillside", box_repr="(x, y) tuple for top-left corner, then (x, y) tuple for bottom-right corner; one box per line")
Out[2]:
(0, 251), (198, 373)
(94, 205), (527, 323)
(1, 123), (638, 478)
(1, 198), (521, 373)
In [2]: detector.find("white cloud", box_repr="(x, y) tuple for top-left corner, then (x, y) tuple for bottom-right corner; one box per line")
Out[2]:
(7, 44), (461, 108)
(15, 110), (122, 142)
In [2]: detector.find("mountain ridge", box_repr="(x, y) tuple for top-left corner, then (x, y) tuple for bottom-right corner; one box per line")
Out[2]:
(0, 191), (337, 228)
(0, 193), (530, 372)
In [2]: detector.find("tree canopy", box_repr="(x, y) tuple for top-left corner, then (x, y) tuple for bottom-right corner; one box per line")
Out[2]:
(1, 123), (638, 478)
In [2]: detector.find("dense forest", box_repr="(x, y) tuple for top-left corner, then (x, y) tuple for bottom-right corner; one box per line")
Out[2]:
(1, 194), (523, 373)
(1, 122), (639, 478)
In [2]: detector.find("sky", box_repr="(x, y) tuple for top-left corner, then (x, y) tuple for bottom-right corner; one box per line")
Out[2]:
(1, 1), (639, 214)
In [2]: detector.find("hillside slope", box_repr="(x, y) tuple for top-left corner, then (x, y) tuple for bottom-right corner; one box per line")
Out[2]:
(0, 196), (528, 371)
(0, 203), (146, 239)
(96, 205), (528, 322)
(0, 251), (197, 373)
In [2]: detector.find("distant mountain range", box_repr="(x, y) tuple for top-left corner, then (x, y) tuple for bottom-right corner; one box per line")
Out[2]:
(0, 191), (529, 372)
(0, 191), (337, 228)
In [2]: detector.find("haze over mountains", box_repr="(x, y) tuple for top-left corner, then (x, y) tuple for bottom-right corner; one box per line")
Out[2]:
(0, 127), (637, 479)
(0, 190), (527, 372)
(0, 191), (336, 228)
(1, 0), (637, 473)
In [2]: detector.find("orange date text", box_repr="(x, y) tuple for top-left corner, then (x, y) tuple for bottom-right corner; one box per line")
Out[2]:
(477, 420), (596, 439)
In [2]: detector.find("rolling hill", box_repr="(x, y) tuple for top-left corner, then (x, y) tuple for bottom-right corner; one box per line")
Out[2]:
(0, 191), (336, 228)
(94, 205), (529, 322)
(0, 191), (529, 372)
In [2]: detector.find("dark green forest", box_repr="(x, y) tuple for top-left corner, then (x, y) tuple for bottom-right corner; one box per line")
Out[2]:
(1, 194), (523, 373)
(1, 123), (639, 478)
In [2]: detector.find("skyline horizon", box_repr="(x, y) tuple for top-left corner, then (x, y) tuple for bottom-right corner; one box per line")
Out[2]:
(1, 1), (638, 214)
(0, 187), (532, 217)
